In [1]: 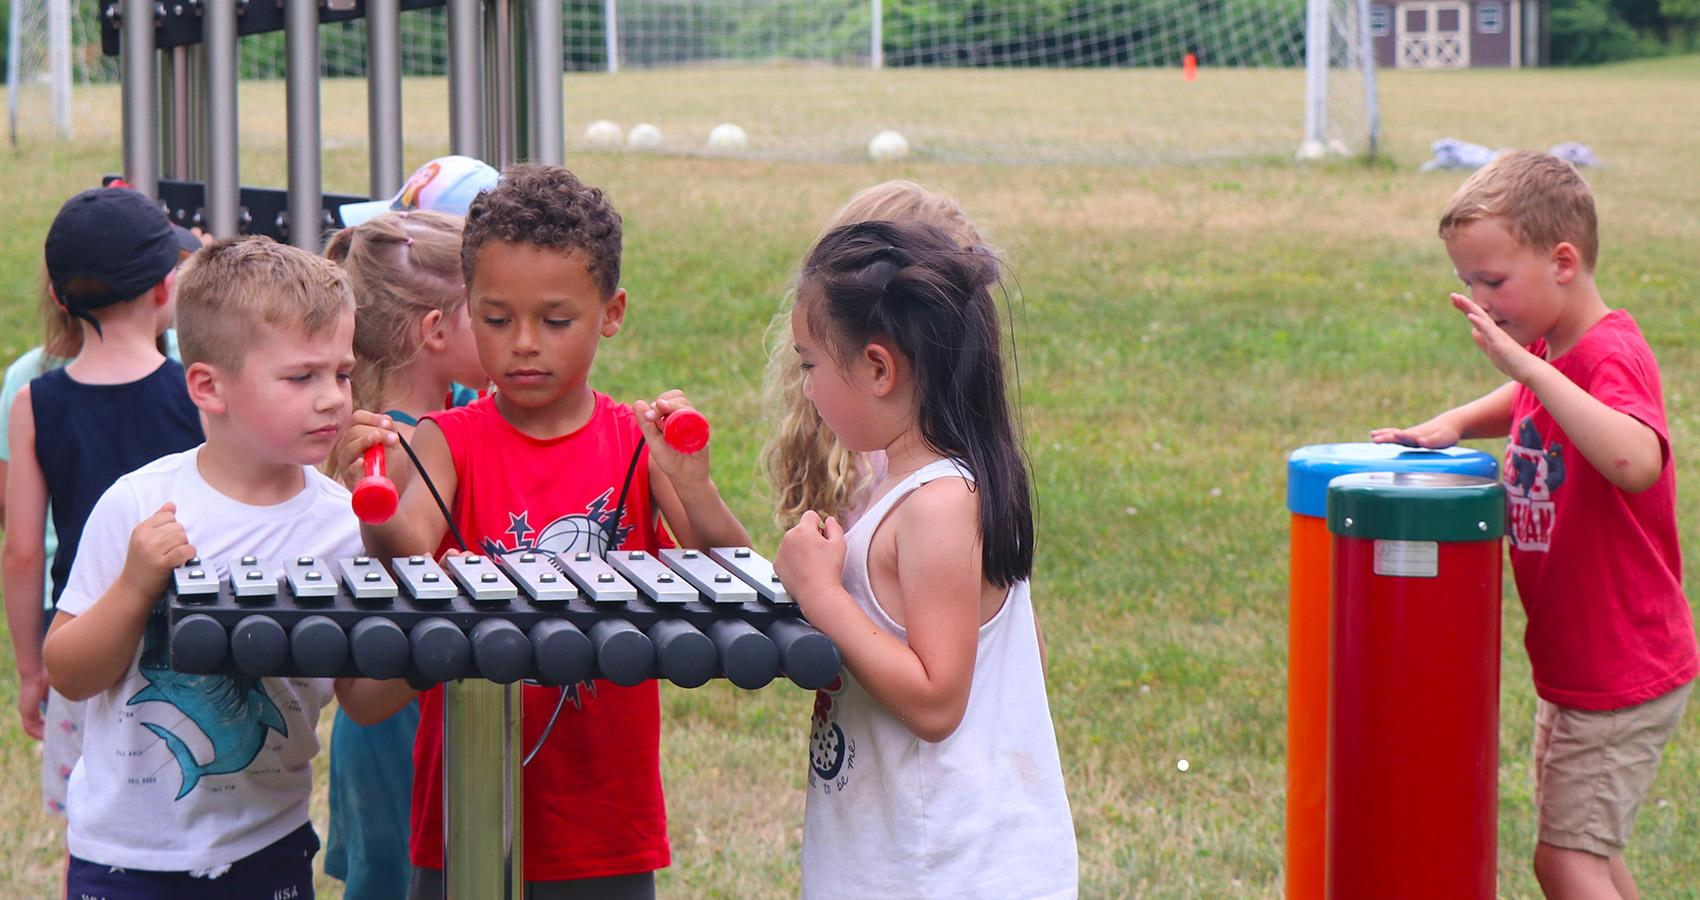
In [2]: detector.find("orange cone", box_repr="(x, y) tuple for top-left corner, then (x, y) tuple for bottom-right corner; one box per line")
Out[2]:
(1183, 53), (1198, 82)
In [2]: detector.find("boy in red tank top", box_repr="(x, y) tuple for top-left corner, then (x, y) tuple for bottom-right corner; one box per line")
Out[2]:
(350, 164), (751, 899)
(1375, 151), (1696, 898)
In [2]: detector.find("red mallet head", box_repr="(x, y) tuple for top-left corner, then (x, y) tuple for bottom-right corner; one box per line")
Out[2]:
(662, 408), (710, 454)
(352, 445), (399, 523)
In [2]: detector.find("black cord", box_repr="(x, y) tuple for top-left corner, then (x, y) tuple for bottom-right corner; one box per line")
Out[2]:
(393, 431), (471, 554)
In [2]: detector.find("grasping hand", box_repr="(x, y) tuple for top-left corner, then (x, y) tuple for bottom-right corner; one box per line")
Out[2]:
(634, 390), (711, 489)
(774, 510), (848, 619)
(334, 411), (402, 492)
(117, 503), (198, 603)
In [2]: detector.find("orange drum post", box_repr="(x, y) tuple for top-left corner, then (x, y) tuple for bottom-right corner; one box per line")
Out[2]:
(1284, 444), (1497, 899)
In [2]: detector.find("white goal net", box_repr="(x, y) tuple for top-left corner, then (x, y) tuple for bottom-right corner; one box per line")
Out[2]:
(7, 0), (1376, 165)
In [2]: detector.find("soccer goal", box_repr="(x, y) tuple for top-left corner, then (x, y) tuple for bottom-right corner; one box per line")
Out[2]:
(8, 0), (1377, 165)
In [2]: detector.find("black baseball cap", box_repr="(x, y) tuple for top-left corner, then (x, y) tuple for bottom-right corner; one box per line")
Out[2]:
(44, 188), (180, 318)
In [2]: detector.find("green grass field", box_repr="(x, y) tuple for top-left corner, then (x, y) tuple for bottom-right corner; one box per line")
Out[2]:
(2, 57), (1698, 897)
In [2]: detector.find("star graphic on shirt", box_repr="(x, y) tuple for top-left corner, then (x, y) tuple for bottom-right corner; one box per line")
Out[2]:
(505, 511), (535, 547)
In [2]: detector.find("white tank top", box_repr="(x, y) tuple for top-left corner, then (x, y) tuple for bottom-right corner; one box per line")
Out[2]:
(801, 459), (1078, 899)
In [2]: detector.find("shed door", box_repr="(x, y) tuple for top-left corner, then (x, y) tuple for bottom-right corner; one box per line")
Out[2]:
(1396, 2), (1472, 69)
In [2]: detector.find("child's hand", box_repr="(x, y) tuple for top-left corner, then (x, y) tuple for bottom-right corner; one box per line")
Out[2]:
(1451, 293), (1542, 383)
(1370, 419), (1462, 449)
(117, 503), (197, 603)
(16, 669), (47, 740)
(775, 511), (848, 616)
(634, 391), (710, 488)
(334, 410), (402, 492)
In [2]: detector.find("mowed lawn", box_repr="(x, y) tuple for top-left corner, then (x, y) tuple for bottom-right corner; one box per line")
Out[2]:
(0, 56), (1697, 897)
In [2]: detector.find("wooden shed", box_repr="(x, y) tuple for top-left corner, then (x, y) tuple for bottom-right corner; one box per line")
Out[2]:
(1369, 1), (1549, 69)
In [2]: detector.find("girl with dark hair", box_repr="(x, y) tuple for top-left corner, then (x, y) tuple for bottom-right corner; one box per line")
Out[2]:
(774, 220), (1077, 897)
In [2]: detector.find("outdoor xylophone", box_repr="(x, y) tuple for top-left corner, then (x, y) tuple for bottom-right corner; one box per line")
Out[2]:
(162, 545), (839, 691)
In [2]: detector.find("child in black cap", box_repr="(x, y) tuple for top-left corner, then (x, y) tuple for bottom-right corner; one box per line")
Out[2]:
(2, 187), (205, 823)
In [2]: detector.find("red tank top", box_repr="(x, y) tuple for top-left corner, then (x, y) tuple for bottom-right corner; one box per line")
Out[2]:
(410, 392), (672, 879)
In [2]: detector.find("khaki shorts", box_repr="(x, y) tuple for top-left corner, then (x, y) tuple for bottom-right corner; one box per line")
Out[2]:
(1532, 680), (1693, 857)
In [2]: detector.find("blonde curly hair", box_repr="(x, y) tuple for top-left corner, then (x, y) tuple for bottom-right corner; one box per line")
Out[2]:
(760, 180), (989, 528)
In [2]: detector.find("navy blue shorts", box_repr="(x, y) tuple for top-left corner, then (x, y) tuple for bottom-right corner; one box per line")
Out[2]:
(66, 820), (319, 900)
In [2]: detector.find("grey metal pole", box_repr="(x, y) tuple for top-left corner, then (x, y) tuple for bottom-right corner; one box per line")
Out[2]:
(870, 0), (883, 69)
(530, 0), (563, 164)
(1302, 0), (1329, 153)
(204, 0), (240, 235)
(1356, 0), (1379, 158)
(121, 0), (158, 195)
(285, 0), (322, 249)
(185, 44), (207, 180)
(507, 0), (531, 162)
(48, 0), (73, 138)
(447, 0), (483, 157)
(483, 0), (515, 167)
(368, 0), (405, 198)
(167, 47), (192, 179)
(443, 681), (523, 900)
(604, 0), (618, 74)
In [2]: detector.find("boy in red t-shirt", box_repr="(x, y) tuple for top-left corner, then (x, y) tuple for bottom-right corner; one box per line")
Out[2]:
(1374, 150), (1697, 898)
(351, 163), (751, 898)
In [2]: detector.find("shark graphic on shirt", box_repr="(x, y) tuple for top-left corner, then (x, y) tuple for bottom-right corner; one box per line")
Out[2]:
(128, 629), (287, 800)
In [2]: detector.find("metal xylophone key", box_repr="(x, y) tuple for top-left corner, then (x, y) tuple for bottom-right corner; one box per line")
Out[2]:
(163, 547), (841, 690)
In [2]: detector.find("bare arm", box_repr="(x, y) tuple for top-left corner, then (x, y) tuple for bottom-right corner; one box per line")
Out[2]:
(44, 503), (197, 701)
(334, 677), (419, 725)
(1522, 362), (1663, 493)
(359, 419), (458, 560)
(1370, 380), (1517, 448)
(1447, 293), (1661, 492)
(3, 388), (49, 737)
(776, 483), (982, 742)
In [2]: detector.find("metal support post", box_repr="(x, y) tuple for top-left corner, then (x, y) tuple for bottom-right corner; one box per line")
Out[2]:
(48, 0), (73, 137)
(204, 0), (240, 235)
(443, 681), (523, 900)
(483, 0), (516, 167)
(871, 0), (883, 69)
(1302, 0), (1329, 152)
(530, 0), (564, 163)
(121, 0), (158, 194)
(285, 0), (322, 249)
(604, 0), (618, 73)
(367, 0), (405, 198)
(448, 0), (484, 158)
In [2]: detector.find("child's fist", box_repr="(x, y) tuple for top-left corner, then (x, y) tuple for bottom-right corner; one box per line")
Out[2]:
(334, 410), (403, 492)
(775, 510), (847, 614)
(634, 391), (711, 486)
(118, 503), (197, 601)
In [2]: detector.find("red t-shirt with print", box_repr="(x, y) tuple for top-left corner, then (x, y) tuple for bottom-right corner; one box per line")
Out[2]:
(410, 391), (672, 879)
(1506, 309), (1698, 710)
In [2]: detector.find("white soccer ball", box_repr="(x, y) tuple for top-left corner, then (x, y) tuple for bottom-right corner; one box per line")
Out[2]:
(868, 130), (910, 162)
(585, 119), (624, 150)
(707, 123), (749, 152)
(628, 123), (663, 150)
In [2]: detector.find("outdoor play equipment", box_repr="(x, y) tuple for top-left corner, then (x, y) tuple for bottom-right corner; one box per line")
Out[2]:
(1326, 471), (1504, 899)
(1283, 443), (1497, 899)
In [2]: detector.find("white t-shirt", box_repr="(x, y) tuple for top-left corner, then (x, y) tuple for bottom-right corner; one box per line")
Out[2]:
(802, 459), (1078, 899)
(55, 444), (362, 872)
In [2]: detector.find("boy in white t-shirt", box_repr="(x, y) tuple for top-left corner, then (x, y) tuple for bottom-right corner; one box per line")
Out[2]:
(42, 237), (400, 898)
